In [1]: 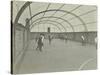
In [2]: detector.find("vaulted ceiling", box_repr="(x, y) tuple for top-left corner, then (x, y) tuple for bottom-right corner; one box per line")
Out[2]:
(13, 1), (97, 32)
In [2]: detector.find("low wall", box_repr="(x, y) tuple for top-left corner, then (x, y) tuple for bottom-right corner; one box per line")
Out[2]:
(66, 32), (97, 44)
(30, 31), (97, 44)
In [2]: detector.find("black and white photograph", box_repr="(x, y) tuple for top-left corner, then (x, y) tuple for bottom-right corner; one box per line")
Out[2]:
(11, 1), (98, 74)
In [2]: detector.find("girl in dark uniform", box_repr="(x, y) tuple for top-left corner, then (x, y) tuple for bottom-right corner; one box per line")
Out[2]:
(36, 34), (44, 52)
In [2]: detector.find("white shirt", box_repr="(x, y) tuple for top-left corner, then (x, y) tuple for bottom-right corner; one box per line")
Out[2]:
(95, 37), (97, 43)
(41, 35), (44, 42)
(81, 36), (85, 40)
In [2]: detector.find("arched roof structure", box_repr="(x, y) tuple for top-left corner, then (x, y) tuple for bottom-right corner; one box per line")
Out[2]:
(13, 1), (97, 32)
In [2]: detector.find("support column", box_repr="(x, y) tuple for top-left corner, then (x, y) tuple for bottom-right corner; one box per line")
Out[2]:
(25, 18), (30, 45)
